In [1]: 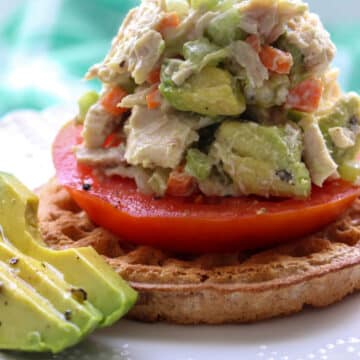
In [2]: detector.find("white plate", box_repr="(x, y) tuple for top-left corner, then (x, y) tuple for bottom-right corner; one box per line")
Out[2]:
(0, 109), (359, 360)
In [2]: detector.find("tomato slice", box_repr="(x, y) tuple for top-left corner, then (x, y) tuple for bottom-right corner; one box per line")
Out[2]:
(53, 122), (360, 253)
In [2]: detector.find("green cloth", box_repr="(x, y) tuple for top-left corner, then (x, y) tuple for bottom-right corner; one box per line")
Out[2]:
(0, 0), (359, 116)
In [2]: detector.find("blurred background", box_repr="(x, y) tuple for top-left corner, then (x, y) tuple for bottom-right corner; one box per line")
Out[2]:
(0, 0), (360, 117)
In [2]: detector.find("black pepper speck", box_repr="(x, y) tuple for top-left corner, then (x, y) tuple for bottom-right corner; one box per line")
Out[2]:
(9, 258), (19, 266)
(276, 169), (294, 184)
(82, 183), (92, 191)
(71, 288), (88, 303)
(64, 310), (72, 321)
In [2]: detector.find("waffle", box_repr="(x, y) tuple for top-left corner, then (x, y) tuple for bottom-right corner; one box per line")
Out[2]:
(37, 179), (360, 324)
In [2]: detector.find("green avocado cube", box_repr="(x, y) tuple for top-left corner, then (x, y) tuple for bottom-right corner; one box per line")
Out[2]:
(212, 121), (311, 198)
(160, 66), (246, 116)
(185, 148), (213, 181)
(318, 93), (360, 181)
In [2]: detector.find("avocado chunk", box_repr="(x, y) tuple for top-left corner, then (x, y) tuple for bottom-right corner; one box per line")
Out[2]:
(160, 66), (246, 116)
(0, 172), (137, 329)
(211, 121), (311, 197)
(185, 148), (213, 181)
(0, 239), (101, 339)
(0, 258), (81, 353)
(318, 93), (360, 182)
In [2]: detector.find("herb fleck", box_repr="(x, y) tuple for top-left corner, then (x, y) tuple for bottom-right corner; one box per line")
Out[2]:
(276, 169), (294, 184)
(9, 258), (19, 266)
(349, 116), (359, 131)
(64, 310), (72, 321)
(82, 183), (92, 191)
(71, 288), (88, 303)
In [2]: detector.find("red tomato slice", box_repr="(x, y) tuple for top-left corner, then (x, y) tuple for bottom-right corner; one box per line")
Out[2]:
(53, 122), (360, 253)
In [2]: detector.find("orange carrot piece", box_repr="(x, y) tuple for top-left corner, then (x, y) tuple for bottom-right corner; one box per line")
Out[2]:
(259, 46), (293, 74)
(146, 88), (162, 110)
(103, 133), (122, 149)
(147, 68), (161, 84)
(286, 78), (324, 113)
(167, 170), (196, 197)
(101, 87), (128, 116)
(157, 12), (180, 34)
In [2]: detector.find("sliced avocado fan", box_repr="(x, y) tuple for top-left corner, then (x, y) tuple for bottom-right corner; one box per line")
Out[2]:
(0, 172), (138, 353)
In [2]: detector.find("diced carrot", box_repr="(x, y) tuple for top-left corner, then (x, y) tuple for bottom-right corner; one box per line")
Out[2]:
(246, 35), (261, 53)
(148, 68), (161, 84)
(286, 78), (323, 113)
(101, 87), (128, 116)
(157, 12), (180, 34)
(146, 88), (162, 110)
(103, 133), (122, 149)
(166, 169), (196, 197)
(259, 46), (293, 74)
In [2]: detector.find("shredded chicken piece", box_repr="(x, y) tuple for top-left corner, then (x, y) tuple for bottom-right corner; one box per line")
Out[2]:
(86, 0), (165, 85)
(286, 12), (336, 74)
(237, 0), (307, 43)
(105, 165), (153, 195)
(120, 85), (157, 108)
(188, 11), (218, 40)
(231, 41), (269, 88)
(124, 106), (199, 169)
(76, 145), (126, 167)
(82, 103), (116, 149)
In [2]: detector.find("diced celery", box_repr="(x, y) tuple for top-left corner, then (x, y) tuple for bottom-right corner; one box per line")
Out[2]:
(216, 0), (236, 11)
(191, 0), (218, 10)
(78, 91), (99, 123)
(206, 8), (246, 46)
(338, 161), (360, 183)
(183, 38), (220, 63)
(276, 35), (305, 83)
(166, 0), (190, 17)
(185, 149), (213, 181)
(287, 110), (306, 123)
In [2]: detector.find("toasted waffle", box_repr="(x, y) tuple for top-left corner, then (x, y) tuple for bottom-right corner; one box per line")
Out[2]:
(37, 179), (360, 324)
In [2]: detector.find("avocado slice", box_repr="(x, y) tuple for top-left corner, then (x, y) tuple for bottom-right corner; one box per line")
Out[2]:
(160, 66), (246, 116)
(318, 93), (360, 182)
(0, 260), (81, 353)
(212, 121), (311, 197)
(0, 239), (102, 338)
(0, 172), (137, 328)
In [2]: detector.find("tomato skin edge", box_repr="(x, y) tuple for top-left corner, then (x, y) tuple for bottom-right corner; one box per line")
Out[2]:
(65, 185), (358, 253)
(53, 122), (360, 253)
